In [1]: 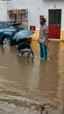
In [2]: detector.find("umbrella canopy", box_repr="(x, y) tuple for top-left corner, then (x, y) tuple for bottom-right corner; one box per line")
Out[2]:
(13, 29), (34, 40)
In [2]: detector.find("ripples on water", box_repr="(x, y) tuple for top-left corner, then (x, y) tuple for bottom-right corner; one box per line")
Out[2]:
(0, 41), (64, 114)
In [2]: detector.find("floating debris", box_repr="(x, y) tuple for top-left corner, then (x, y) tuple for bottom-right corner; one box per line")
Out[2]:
(0, 65), (7, 69)
(40, 104), (49, 114)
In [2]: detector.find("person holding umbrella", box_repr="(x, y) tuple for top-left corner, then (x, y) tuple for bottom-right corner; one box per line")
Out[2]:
(38, 17), (49, 60)
(17, 38), (34, 57)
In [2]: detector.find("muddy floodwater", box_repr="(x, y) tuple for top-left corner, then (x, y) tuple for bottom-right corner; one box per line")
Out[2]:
(0, 41), (64, 114)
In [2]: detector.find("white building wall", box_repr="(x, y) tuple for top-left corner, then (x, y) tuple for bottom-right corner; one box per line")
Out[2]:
(0, 1), (7, 21)
(0, 0), (64, 40)
(8, 0), (64, 30)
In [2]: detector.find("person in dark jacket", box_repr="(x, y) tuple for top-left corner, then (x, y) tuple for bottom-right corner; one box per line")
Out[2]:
(17, 38), (34, 57)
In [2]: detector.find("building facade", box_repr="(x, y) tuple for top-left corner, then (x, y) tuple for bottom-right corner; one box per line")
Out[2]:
(0, 0), (64, 41)
(0, 1), (7, 21)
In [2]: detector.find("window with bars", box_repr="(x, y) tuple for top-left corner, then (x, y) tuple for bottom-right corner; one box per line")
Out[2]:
(49, 10), (61, 25)
(8, 9), (28, 29)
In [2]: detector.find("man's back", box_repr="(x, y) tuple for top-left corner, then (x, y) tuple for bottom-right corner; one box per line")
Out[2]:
(17, 40), (31, 51)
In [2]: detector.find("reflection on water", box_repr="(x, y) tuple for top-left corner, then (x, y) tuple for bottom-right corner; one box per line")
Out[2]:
(27, 58), (40, 93)
(0, 41), (64, 114)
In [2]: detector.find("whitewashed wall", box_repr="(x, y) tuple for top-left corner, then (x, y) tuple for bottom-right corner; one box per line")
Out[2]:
(8, 0), (64, 30)
(0, 1), (7, 21)
(2, 0), (64, 30)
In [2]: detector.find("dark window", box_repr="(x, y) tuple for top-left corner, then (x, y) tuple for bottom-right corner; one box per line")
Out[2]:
(49, 10), (61, 25)
(57, 10), (61, 24)
(49, 10), (57, 24)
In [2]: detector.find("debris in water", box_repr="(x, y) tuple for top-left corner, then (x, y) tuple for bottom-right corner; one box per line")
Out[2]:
(40, 104), (49, 114)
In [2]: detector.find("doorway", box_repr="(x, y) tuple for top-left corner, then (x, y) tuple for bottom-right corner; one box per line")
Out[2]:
(49, 9), (61, 39)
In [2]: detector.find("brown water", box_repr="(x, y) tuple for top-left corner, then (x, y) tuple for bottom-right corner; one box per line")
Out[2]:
(0, 41), (64, 114)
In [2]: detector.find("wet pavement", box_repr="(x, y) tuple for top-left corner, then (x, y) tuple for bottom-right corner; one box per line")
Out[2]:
(0, 41), (64, 114)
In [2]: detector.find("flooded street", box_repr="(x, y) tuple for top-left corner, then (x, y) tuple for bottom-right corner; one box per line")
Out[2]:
(0, 41), (64, 114)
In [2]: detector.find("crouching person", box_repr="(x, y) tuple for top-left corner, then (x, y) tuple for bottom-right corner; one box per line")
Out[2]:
(17, 38), (34, 57)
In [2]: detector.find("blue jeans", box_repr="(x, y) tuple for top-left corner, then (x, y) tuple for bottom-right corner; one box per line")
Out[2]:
(20, 49), (31, 57)
(40, 42), (48, 60)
